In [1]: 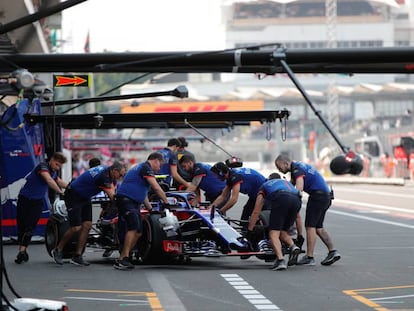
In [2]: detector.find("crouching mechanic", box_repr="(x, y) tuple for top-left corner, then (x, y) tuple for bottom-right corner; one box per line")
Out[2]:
(178, 155), (227, 206)
(247, 173), (301, 271)
(114, 152), (171, 270)
(209, 162), (266, 224)
(52, 161), (126, 266)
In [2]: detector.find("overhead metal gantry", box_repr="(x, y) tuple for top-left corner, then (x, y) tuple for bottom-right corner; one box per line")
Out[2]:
(24, 110), (290, 130)
(16, 45), (414, 153)
(1, 47), (414, 74)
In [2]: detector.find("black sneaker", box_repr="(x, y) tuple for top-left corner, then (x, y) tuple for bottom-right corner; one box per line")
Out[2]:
(270, 259), (287, 271)
(288, 245), (301, 266)
(14, 251), (29, 264)
(321, 250), (341, 266)
(52, 248), (64, 265)
(113, 257), (134, 270)
(297, 255), (316, 266)
(70, 255), (90, 266)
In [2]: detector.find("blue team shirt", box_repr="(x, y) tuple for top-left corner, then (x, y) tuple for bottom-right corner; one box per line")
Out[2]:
(19, 162), (58, 200)
(158, 147), (178, 185)
(227, 167), (266, 197)
(116, 161), (155, 203)
(291, 161), (330, 193)
(258, 178), (299, 198)
(192, 163), (225, 198)
(70, 165), (114, 199)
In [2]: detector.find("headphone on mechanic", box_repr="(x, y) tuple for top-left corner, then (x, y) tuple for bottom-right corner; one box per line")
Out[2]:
(210, 162), (230, 177)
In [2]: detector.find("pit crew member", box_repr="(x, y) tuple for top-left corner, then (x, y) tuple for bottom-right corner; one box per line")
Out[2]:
(114, 152), (171, 270)
(52, 161), (126, 266)
(15, 152), (68, 264)
(209, 162), (266, 224)
(178, 155), (227, 207)
(275, 154), (340, 266)
(247, 173), (301, 271)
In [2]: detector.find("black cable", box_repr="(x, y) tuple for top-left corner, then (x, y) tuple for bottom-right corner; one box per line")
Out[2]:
(0, 218), (20, 311)
(1, 254), (20, 311)
(0, 57), (19, 71)
(1, 292), (18, 311)
(99, 73), (153, 97)
(2, 265), (21, 299)
(61, 72), (153, 114)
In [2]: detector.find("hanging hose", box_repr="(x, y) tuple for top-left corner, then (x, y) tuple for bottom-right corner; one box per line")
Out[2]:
(184, 119), (243, 168)
(184, 119), (234, 158)
(265, 122), (272, 141)
(280, 115), (287, 142)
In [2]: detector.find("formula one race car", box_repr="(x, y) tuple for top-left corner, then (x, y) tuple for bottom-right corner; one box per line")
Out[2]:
(45, 190), (288, 265)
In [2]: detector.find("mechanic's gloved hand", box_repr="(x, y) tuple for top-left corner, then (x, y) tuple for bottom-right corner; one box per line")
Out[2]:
(161, 202), (174, 210)
(295, 234), (305, 249)
(217, 209), (226, 217)
(245, 230), (254, 242)
(245, 231), (256, 252)
(58, 192), (65, 201)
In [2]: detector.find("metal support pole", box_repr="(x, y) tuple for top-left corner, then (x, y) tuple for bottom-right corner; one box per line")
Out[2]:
(0, 0), (87, 35)
(279, 59), (349, 153)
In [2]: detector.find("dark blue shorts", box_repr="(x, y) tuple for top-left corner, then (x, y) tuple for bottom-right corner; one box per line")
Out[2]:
(64, 189), (92, 227)
(266, 191), (301, 231)
(305, 192), (331, 228)
(116, 195), (142, 233)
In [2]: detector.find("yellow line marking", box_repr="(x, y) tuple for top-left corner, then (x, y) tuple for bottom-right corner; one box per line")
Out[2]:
(343, 290), (384, 309)
(148, 296), (163, 310)
(65, 289), (164, 310)
(343, 284), (414, 311)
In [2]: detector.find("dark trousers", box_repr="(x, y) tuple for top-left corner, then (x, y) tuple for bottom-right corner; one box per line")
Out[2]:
(16, 194), (43, 246)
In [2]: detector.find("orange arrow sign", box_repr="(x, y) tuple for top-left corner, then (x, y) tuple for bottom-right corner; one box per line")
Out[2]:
(54, 75), (89, 87)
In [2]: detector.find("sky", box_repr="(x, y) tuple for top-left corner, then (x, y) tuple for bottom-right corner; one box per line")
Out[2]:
(61, 0), (226, 53)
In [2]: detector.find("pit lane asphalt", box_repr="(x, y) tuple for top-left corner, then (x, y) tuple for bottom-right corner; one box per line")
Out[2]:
(2, 183), (414, 311)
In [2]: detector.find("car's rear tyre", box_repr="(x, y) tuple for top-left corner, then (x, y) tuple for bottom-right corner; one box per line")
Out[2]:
(137, 213), (171, 264)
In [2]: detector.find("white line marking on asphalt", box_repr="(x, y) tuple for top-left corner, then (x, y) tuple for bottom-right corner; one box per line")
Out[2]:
(64, 297), (148, 303)
(371, 294), (414, 301)
(221, 274), (281, 310)
(239, 290), (260, 294)
(357, 210), (390, 214)
(330, 210), (414, 229)
(229, 281), (249, 286)
(337, 187), (414, 199)
(226, 277), (244, 281)
(245, 295), (267, 299)
(234, 285), (254, 290)
(334, 199), (414, 214)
